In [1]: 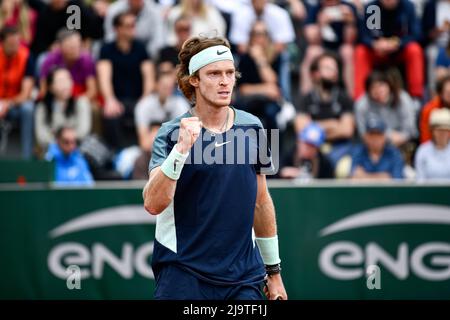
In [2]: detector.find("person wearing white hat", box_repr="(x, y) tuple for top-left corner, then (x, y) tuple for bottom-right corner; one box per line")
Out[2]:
(414, 108), (450, 180)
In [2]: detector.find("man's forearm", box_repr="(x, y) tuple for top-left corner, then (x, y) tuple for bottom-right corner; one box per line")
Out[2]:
(254, 193), (277, 237)
(143, 167), (177, 215)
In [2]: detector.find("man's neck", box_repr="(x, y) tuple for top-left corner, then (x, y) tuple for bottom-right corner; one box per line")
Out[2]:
(158, 95), (168, 106)
(116, 38), (132, 52)
(193, 100), (231, 131)
(368, 148), (383, 162)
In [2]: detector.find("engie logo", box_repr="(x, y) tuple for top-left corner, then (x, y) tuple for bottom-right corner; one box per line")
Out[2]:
(318, 204), (450, 281)
(47, 205), (156, 280)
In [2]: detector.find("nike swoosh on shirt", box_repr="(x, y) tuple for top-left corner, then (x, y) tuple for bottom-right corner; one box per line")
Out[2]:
(215, 141), (231, 148)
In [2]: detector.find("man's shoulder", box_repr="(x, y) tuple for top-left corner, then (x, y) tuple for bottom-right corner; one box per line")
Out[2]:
(107, 0), (128, 15)
(384, 144), (403, 158)
(352, 144), (368, 158)
(416, 141), (433, 156)
(131, 40), (147, 52)
(234, 108), (264, 128)
(136, 93), (159, 110)
(43, 50), (62, 63)
(265, 3), (289, 17)
(99, 41), (116, 54)
(79, 51), (95, 65)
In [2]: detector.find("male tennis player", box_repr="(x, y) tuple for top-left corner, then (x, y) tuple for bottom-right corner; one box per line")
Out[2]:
(143, 36), (287, 300)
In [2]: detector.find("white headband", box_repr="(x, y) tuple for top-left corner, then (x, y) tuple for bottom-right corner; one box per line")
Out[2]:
(188, 45), (234, 75)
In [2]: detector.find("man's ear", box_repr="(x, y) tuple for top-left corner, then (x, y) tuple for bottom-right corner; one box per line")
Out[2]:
(189, 75), (199, 88)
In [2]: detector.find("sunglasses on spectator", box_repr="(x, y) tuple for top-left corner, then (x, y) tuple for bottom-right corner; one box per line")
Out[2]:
(176, 25), (191, 32)
(121, 22), (136, 28)
(61, 138), (77, 145)
(251, 30), (268, 36)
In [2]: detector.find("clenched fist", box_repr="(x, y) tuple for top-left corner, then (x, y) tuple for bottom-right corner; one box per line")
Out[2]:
(176, 117), (203, 154)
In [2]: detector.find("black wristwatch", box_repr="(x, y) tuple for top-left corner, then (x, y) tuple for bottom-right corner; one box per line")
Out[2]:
(265, 263), (281, 276)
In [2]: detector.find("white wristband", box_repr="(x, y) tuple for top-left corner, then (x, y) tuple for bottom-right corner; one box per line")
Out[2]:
(160, 144), (189, 180)
(255, 235), (281, 265)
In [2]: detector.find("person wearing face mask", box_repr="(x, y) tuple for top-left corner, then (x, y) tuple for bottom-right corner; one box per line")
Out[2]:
(295, 52), (355, 167)
(35, 67), (92, 151)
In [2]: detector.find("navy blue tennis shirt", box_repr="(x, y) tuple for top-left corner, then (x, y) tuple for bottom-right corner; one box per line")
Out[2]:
(149, 107), (274, 285)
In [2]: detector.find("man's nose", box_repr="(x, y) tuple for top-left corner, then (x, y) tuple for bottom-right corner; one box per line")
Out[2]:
(220, 74), (230, 85)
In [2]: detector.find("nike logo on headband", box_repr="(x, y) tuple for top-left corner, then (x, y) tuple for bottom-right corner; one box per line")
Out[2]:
(217, 50), (227, 55)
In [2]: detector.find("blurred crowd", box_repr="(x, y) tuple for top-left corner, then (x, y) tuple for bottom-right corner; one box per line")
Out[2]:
(0, 0), (449, 184)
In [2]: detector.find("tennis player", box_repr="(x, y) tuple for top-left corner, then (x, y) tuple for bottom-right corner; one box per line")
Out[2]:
(143, 36), (287, 300)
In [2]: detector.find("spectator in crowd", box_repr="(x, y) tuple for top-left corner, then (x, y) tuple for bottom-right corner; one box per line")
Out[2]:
(0, 26), (35, 159)
(40, 30), (97, 101)
(355, 0), (424, 100)
(45, 126), (94, 185)
(97, 11), (155, 150)
(422, 0), (450, 92)
(237, 20), (283, 130)
(277, 0), (308, 22)
(157, 15), (192, 69)
(420, 75), (450, 143)
(104, 0), (164, 56)
(132, 121), (161, 180)
(0, 0), (37, 46)
(301, 0), (358, 96)
(415, 108), (450, 180)
(230, 0), (295, 54)
(355, 71), (417, 148)
(229, 0), (295, 100)
(31, 0), (99, 55)
(295, 52), (355, 166)
(86, 0), (112, 42)
(35, 67), (92, 150)
(166, 0), (226, 46)
(436, 39), (450, 82)
(351, 115), (404, 180)
(134, 68), (189, 158)
(280, 122), (334, 179)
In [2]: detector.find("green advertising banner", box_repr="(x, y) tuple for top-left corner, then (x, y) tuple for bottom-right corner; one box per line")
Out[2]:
(1, 182), (450, 299)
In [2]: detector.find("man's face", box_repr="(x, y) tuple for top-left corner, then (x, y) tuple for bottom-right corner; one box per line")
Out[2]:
(3, 33), (20, 55)
(128, 0), (143, 12)
(61, 34), (81, 62)
(250, 21), (269, 47)
(432, 127), (450, 146)
(364, 131), (386, 153)
(380, 0), (399, 10)
(117, 14), (136, 40)
(252, 0), (266, 14)
(441, 82), (450, 107)
(157, 74), (176, 100)
(175, 19), (191, 45)
(58, 129), (77, 156)
(50, 0), (67, 10)
(322, 0), (340, 7)
(318, 57), (338, 83)
(298, 141), (318, 160)
(191, 60), (236, 108)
